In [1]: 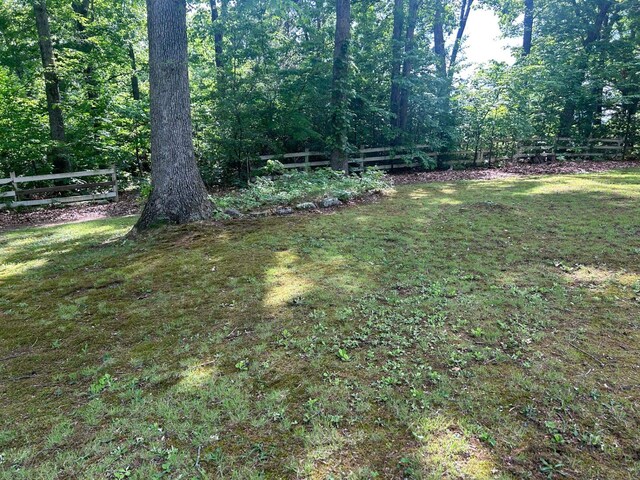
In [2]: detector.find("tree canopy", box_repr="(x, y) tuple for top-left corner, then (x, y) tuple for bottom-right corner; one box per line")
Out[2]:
(0, 0), (638, 183)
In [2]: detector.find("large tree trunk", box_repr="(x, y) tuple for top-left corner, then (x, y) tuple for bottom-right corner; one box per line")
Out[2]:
(389, 0), (404, 136)
(132, 0), (213, 232)
(329, 0), (351, 172)
(397, 0), (419, 135)
(209, 0), (224, 69)
(33, 0), (69, 173)
(523, 0), (534, 56)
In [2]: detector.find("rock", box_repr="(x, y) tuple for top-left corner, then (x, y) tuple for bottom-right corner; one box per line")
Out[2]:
(223, 208), (243, 218)
(249, 210), (270, 217)
(320, 197), (341, 208)
(275, 207), (293, 215)
(295, 202), (317, 210)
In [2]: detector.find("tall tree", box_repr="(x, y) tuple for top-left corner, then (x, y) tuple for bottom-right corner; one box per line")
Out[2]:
(558, 0), (613, 137)
(209, 0), (224, 69)
(72, 0), (100, 142)
(398, 0), (420, 135)
(390, 0), (420, 142)
(449, 0), (474, 74)
(523, 0), (534, 55)
(433, 0), (447, 78)
(390, 0), (404, 136)
(33, 0), (69, 173)
(329, 0), (351, 172)
(433, 0), (474, 80)
(433, 0), (474, 165)
(132, 0), (212, 232)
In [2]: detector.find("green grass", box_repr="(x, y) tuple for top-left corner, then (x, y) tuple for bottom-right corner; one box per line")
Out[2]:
(1, 170), (639, 479)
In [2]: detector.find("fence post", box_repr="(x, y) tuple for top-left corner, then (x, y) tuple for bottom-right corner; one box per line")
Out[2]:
(111, 165), (118, 202)
(10, 171), (18, 201)
(359, 146), (365, 173)
(304, 148), (310, 172)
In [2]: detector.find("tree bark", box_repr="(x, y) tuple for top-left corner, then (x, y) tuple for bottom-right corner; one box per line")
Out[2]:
(209, 0), (224, 69)
(128, 43), (146, 174)
(523, 0), (534, 56)
(129, 44), (141, 101)
(132, 0), (213, 232)
(433, 0), (449, 167)
(330, 0), (351, 172)
(433, 0), (446, 79)
(33, 0), (69, 173)
(389, 0), (404, 134)
(398, 0), (419, 135)
(449, 0), (473, 75)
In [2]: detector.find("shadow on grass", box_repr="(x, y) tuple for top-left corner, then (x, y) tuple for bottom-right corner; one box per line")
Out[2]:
(1, 170), (639, 478)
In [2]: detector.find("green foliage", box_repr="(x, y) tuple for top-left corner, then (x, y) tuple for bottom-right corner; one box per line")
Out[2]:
(336, 348), (351, 362)
(0, 0), (638, 183)
(138, 178), (152, 200)
(213, 168), (389, 213)
(402, 150), (437, 171)
(89, 373), (113, 395)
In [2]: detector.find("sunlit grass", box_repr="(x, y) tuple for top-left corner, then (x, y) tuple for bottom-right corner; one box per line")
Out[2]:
(1, 169), (639, 479)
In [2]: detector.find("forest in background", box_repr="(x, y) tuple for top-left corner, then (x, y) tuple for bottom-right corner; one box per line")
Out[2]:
(1, 0), (638, 185)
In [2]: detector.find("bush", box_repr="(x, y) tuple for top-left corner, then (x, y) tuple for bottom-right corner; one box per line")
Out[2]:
(212, 168), (390, 213)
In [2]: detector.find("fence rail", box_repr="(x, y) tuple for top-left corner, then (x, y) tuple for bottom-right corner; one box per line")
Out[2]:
(0, 166), (118, 209)
(254, 138), (625, 174)
(513, 137), (624, 160)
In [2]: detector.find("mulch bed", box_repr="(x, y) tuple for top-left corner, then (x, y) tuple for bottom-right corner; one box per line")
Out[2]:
(1, 160), (638, 232)
(391, 159), (640, 185)
(0, 192), (140, 232)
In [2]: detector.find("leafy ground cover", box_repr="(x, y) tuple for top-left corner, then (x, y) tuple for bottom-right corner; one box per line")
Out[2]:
(212, 169), (389, 216)
(1, 170), (639, 479)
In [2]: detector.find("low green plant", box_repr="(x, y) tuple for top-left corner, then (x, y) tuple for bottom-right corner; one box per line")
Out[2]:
(138, 178), (152, 201)
(212, 168), (390, 214)
(337, 348), (351, 362)
(401, 150), (437, 171)
(89, 373), (113, 395)
(235, 359), (249, 371)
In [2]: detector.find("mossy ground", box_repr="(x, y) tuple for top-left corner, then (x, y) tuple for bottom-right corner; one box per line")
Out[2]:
(1, 171), (639, 479)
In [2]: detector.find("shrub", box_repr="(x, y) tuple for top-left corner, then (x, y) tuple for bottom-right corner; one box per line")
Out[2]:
(212, 168), (390, 213)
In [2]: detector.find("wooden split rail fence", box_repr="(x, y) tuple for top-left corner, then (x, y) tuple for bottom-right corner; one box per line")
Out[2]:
(514, 137), (625, 161)
(255, 138), (625, 174)
(257, 145), (450, 173)
(0, 166), (117, 209)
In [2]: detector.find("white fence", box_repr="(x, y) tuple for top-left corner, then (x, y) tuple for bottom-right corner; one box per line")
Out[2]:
(0, 167), (118, 209)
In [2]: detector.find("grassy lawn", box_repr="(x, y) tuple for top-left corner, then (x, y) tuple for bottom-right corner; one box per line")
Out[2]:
(1, 170), (639, 479)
